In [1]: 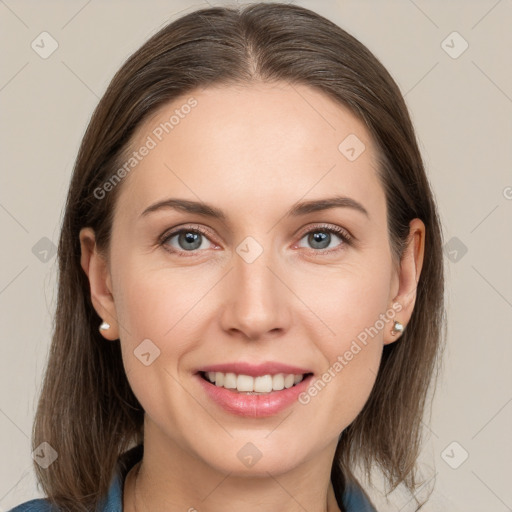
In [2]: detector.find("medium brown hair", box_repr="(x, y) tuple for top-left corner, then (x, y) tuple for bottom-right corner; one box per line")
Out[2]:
(32, 3), (445, 511)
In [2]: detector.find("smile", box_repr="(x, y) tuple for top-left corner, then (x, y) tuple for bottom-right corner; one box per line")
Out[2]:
(195, 371), (315, 417)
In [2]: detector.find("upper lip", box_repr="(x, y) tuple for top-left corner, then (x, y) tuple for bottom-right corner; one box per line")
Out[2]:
(196, 362), (314, 377)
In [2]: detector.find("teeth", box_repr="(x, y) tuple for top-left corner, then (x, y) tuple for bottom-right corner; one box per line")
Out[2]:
(204, 371), (306, 393)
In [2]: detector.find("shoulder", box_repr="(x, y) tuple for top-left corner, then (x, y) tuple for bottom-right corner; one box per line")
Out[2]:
(7, 444), (143, 512)
(7, 498), (59, 511)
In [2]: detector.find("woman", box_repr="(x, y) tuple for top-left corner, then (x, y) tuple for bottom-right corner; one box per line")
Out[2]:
(10, 3), (444, 511)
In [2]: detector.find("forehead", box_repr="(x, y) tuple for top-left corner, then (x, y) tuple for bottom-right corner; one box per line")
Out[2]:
(114, 82), (384, 223)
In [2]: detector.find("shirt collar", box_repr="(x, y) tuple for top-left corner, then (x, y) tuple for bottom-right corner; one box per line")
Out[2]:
(98, 444), (143, 512)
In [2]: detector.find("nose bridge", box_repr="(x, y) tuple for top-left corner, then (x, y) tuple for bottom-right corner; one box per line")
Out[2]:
(221, 234), (289, 338)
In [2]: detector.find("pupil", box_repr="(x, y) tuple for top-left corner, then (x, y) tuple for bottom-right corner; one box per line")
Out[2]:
(310, 231), (329, 249)
(180, 232), (201, 250)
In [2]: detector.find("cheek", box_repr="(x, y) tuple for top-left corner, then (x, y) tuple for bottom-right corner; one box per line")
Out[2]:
(113, 266), (209, 423)
(113, 248), (215, 335)
(294, 259), (393, 349)
(112, 259), (220, 386)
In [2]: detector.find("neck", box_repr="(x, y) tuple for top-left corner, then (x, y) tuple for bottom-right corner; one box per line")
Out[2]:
(124, 425), (342, 512)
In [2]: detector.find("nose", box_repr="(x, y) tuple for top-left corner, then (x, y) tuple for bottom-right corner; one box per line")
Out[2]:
(219, 240), (292, 341)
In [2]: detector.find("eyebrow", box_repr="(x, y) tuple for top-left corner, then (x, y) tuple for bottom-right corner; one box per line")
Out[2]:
(139, 195), (369, 221)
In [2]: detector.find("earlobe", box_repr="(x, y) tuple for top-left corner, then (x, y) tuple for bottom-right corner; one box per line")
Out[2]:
(79, 227), (119, 341)
(384, 218), (425, 345)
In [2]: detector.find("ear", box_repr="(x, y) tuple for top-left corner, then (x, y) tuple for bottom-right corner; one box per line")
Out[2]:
(384, 218), (425, 345)
(79, 227), (119, 341)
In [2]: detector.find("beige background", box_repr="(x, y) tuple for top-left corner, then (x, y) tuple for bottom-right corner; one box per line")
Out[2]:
(1, 0), (511, 510)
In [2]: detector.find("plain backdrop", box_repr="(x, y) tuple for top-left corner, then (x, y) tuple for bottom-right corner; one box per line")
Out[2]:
(1, 1), (511, 510)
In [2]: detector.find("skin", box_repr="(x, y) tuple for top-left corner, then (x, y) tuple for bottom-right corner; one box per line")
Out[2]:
(80, 82), (425, 512)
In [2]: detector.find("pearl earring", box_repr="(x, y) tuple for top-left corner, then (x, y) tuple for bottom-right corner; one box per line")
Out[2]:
(391, 320), (404, 335)
(99, 321), (111, 332)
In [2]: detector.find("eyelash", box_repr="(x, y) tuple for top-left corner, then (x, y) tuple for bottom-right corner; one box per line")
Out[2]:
(158, 223), (353, 257)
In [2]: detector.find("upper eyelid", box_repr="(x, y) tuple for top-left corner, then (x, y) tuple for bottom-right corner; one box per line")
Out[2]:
(295, 223), (352, 241)
(161, 224), (216, 241)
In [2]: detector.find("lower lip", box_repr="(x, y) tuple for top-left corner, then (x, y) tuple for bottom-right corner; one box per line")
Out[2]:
(195, 373), (314, 418)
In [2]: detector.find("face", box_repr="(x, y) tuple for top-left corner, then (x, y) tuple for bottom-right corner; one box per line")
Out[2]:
(82, 82), (421, 478)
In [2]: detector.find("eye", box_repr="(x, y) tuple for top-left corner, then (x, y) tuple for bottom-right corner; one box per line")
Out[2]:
(296, 224), (352, 254)
(159, 223), (352, 257)
(159, 225), (217, 256)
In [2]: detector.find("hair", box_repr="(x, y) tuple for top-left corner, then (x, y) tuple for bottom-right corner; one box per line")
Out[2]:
(32, 3), (445, 511)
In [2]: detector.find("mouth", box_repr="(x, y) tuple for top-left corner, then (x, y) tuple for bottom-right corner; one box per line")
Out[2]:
(195, 368), (315, 417)
(197, 370), (315, 394)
